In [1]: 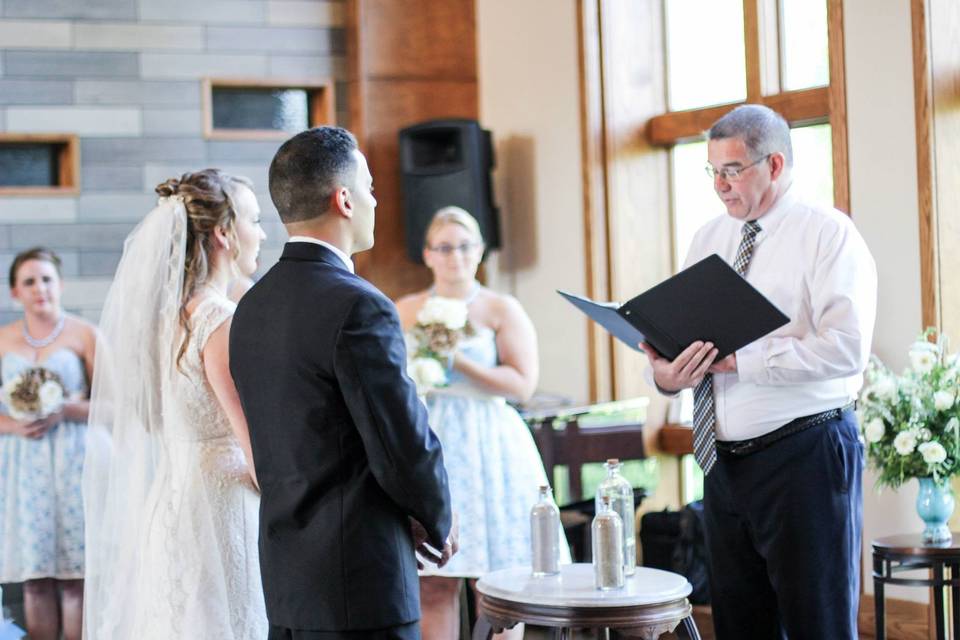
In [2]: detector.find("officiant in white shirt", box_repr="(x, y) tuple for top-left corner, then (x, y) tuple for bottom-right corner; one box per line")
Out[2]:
(643, 104), (877, 640)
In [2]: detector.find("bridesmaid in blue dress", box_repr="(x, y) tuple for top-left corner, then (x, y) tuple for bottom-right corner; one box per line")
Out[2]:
(0, 248), (97, 640)
(396, 208), (568, 640)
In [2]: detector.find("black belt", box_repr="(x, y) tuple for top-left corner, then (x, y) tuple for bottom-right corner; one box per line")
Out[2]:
(714, 401), (857, 457)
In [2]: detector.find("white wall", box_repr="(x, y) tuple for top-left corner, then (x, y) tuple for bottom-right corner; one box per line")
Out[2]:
(845, 0), (927, 602)
(475, 0), (590, 405)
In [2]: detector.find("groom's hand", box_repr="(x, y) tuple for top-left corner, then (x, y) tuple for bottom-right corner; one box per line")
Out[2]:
(410, 514), (459, 569)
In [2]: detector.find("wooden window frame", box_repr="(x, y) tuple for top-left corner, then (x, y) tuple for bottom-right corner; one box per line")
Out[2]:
(646, 0), (849, 213)
(0, 133), (79, 196)
(202, 77), (336, 141)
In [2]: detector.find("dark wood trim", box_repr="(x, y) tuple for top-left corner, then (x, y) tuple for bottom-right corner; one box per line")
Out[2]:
(657, 423), (693, 456)
(577, 0), (615, 403)
(646, 86), (829, 146)
(911, 0), (939, 330)
(743, 0), (762, 102)
(0, 133), (79, 196)
(826, 0), (850, 214)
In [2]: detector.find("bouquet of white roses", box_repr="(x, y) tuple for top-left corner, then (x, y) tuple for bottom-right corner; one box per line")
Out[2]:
(406, 297), (476, 393)
(859, 328), (960, 488)
(2, 366), (66, 421)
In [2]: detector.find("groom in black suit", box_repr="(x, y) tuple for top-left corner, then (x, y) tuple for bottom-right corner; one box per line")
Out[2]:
(230, 126), (455, 640)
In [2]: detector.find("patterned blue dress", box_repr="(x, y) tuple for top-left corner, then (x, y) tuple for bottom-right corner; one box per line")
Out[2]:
(0, 348), (87, 582)
(419, 328), (570, 577)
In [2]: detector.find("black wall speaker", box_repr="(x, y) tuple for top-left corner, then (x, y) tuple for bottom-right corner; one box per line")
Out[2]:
(398, 118), (499, 263)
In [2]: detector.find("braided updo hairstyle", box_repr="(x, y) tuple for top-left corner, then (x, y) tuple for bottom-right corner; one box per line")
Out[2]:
(155, 168), (254, 368)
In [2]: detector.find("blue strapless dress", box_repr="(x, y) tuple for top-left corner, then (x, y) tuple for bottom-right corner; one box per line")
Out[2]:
(419, 328), (570, 577)
(0, 348), (88, 582)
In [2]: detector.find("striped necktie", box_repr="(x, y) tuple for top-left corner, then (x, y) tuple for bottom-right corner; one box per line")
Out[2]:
(692, 220), (762, 475)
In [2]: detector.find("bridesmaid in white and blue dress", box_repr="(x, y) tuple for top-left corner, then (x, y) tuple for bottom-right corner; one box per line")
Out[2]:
(396, 207), (569, 640)
(0, 248), (97, 640)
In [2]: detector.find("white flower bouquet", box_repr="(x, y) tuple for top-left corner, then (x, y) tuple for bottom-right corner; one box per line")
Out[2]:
(859, 328), (960, 487)
(2, 366), (66, 421)
(406, 297), (476, 393)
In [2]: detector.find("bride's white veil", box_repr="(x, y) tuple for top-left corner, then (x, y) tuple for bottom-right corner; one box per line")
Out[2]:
(82, 196), (187, 638)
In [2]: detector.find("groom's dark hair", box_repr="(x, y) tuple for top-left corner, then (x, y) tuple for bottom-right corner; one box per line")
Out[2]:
(269, 126), (359, 224)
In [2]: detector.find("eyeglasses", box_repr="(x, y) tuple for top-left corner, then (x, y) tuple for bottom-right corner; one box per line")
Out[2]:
(704, 154), (771, 182)
(426, 242), (480, 256)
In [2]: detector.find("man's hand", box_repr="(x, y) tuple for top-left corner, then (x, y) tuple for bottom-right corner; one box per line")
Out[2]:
(410, 514), (459, 570)
(708, 353), (737, 374)
(640, 341), (718, 392)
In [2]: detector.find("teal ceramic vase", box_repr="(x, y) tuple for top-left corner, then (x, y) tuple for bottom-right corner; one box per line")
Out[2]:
(916, 477), (955, 544)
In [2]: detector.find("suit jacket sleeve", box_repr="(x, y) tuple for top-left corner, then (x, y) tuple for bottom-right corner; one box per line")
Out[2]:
(334, 292), (452, 549)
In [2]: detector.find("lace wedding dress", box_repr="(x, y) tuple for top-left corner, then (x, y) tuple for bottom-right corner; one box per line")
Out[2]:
(83, 198), (267, 639)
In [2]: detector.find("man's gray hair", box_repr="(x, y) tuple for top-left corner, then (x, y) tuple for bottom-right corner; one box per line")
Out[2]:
(708, 104), (793, 167)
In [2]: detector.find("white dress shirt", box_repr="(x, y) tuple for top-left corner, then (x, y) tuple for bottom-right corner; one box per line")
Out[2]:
(678, 185), (877, 441)
(287, 236), (354, 273)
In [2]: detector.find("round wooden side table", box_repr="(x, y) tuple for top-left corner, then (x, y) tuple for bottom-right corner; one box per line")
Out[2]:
(474, 563), (701, 640)
(873, 533), (960, 640)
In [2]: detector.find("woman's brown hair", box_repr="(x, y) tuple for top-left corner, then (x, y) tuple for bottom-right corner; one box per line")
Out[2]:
(9, 247), (63, 288)
(155, 169), (253, 369)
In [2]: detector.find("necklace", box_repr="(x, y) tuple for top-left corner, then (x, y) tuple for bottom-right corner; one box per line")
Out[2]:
(430, 281), (481, 305)
(23, 315), (65, 349)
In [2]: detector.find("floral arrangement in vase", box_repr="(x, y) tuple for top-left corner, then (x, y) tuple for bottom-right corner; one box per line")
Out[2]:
(406, 297), (476, 394)
(859, 328), (960, 542)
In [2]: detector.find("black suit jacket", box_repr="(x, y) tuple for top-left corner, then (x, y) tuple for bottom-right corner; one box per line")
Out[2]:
(229, 242), (452, 631)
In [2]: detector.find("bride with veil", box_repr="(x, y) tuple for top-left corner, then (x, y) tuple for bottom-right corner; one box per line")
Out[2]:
(82, 169), (268, 639)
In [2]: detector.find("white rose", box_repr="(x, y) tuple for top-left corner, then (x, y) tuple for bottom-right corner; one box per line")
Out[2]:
(871, 376), (898, 400)
(864, 418), (886, 443)
(919, 427), (933, 441)
(408, 357), (447, 391)
(910, 341), (939, 374)
(919, 441), (948, 465)
(893, 430), (918, 456)
(935, 390), (957, 411)
(38, 380), (64, 416)
(417, 297), (468, 330)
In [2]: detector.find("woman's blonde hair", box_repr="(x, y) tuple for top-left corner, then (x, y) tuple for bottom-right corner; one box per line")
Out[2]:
(155, 168), (253, 369)
(424, 206), (484, 247)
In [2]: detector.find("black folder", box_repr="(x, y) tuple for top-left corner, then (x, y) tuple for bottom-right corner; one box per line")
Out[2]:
(558, 254), (789, 360)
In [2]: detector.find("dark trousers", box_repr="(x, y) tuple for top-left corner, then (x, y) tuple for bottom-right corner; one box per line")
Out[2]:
(703, 409), (863, 640)
(268, 621), (419, 640)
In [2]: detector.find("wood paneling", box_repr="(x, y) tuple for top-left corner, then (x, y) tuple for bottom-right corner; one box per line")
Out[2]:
(361, 0), (476, 81)
(348, 0), (479, 298)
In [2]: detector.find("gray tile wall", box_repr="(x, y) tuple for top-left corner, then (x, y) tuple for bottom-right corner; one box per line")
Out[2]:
(0, 0), (348, 323)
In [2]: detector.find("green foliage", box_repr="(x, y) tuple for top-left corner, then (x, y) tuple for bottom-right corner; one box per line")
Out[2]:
(859, 328), (960, 489)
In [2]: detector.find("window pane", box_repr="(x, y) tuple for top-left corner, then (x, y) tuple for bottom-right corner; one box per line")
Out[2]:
(671, 125), (835, 269)
(780, 0), (829, 90)
(790, 123), (833, 205)
(212, 87), (310, 132)
(0, 144), (59, 187)
(665, 0), (747, 111)
(671, 140), (723, 268)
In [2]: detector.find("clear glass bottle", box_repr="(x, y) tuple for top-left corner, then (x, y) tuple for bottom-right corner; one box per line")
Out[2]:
(592, 495), (625, 590)
(530, 484), (561, 576)
(595, 458), (636, 575)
